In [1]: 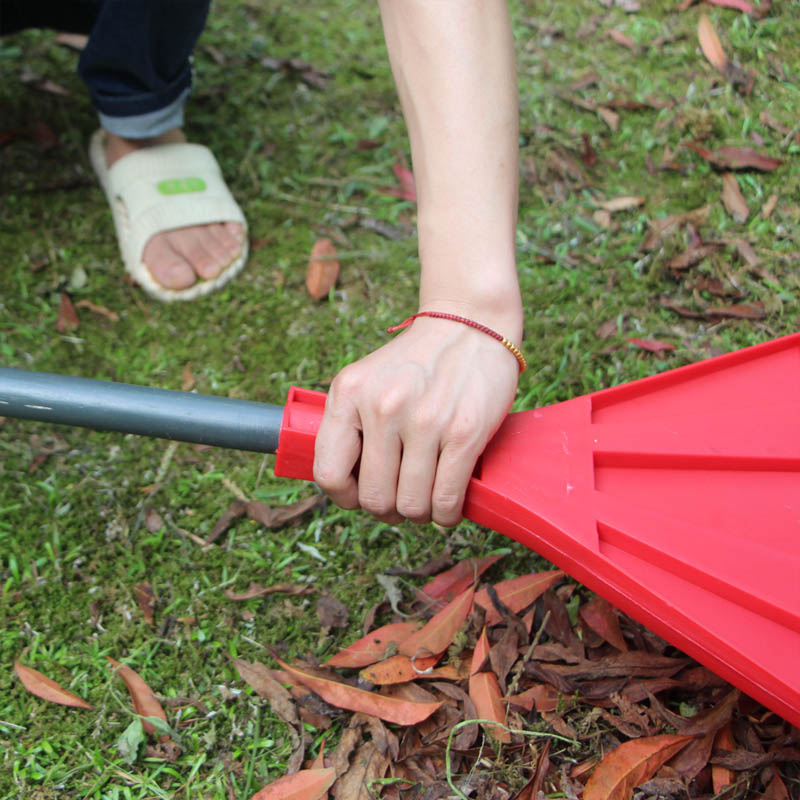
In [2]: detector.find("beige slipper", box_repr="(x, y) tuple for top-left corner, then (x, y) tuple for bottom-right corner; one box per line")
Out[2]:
(89, 130), (248, 302)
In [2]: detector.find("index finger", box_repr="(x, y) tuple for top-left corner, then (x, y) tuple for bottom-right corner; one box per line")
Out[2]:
(313, 391), (363, 510)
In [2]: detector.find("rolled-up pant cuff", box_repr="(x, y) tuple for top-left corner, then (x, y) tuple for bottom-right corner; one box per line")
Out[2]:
(97, 87), (189, 139)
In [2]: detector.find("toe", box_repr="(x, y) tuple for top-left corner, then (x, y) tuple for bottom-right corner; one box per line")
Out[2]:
(210, 222), (245, 260)
(142, 235), (196, 289)
(169, 226), (232, 281)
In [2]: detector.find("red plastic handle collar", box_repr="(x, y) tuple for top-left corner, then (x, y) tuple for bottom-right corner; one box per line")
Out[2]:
(274, 386), (327, 481)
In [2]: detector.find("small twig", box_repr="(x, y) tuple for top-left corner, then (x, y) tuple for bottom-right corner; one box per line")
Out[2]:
(222, 476), (249, 502)
(506, 609), (551, 698)
(268, 189), (373, 215)
(133, 441), (178, 533)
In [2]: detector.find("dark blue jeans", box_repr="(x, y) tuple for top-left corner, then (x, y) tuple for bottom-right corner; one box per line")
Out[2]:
(1, 0), (211, 137)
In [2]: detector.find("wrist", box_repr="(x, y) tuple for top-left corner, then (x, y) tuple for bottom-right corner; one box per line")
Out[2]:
(417, 288), (523, 344)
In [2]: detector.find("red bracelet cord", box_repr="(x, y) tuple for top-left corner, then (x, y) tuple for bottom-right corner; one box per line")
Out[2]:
(387, 311), (527, 373)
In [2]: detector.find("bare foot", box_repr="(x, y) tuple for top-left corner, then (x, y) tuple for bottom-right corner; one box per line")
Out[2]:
(104, 129), (245, 291)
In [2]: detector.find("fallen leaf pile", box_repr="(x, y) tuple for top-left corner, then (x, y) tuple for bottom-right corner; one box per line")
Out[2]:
(224, 554), (797, 799)
(14, 550), (799, 797)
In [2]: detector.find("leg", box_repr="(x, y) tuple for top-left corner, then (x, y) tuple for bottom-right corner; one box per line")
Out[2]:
(78, 0), (246, 293)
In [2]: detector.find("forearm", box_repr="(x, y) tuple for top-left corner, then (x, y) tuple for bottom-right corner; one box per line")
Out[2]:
(378, 0), (521, 337)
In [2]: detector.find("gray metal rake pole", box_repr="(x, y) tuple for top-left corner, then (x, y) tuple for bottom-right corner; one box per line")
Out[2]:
(0, 366), (285, 454)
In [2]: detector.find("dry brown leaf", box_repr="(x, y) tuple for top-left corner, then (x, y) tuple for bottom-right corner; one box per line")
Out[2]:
(246, 496), (325, 530)
(234, 658), (305, 772)
(469, 670), (510, 743)
(597, 195), (645, 213)
(584, 734), (694, 799)
(134, 582), (156, 627)
(205, 500), (247, 544)
(400, 585), (475, 658)
(762, 772), (791, 800)
(666, 243), (720, 271)
(474, 570), (563, 626)
(331, 741), (389, 799)
(706, 301), (765, 320)
(326, 621), (420, 668)
(15, 659), (93, 709)
(642, 205), (711, 250)
(379, 163), (417, 203)
(234, 658), (301, 728)
(274, 656), (441, 725)
(668, 689), (740, 779)
(579, 596), (628, 651)
(225, 582), (316, 601)
(181, 363), (196, 392)
(306, 239), (340, 301)
(317, 594), (349, 630)
(470, 627), (492, 676)
(144, 508), (163, 533)
(418, 554), (503, 604)
(489, 627), (519, 693)
(628, 338), (676, 353)
(761, 193), (778, 219)
(106, 657), (168, 736)
(248, 767), (336, 800)
(505, 684), (561, 713)
(697, 13), (727, 72)
(359, 654), (440, 685)
(593, 210), (613, 229)
(56, 293), (79, 333)
(607, 29), (636, 49)
(711, 724), (736, 794)
(686, 142), (783, 171)
(721, 172), (749, 222)
(597, 107), (620, 131)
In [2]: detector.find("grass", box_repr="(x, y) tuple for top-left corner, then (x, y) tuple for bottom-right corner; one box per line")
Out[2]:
(1, 0), (798, 796)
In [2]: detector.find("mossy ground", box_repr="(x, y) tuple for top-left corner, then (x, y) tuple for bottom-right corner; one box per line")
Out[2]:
(1, 0), (797, 796)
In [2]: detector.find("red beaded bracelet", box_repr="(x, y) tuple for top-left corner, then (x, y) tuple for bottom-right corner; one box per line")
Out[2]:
(387, 311), (527, 373)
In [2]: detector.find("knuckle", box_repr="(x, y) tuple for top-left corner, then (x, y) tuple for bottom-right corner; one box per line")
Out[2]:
(446, 416), (482, 451)
(396, 495), (431, 523)
(330, 365), (363, 398)
(432, 491), (463, 525)
(374, 387), (410, 420)
(358, 488), (396, 518)
(412, 402), (440, 432)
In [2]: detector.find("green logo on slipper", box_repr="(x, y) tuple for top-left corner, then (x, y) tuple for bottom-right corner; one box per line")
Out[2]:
(157, 177), (207, 195)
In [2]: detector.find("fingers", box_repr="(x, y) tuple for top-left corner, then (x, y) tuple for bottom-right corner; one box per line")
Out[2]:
(313, 387), (363, 511)
(314, 323), (518, 526)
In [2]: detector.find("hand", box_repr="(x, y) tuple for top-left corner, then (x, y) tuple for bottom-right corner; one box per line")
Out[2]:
(313, 315), (519, 526)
